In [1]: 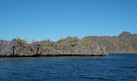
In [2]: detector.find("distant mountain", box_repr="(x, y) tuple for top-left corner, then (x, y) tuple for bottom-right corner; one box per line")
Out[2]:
(0, 31), (137, 57)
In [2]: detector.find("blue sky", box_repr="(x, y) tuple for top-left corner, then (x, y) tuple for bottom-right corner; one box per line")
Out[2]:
(0, 0), (137, 42)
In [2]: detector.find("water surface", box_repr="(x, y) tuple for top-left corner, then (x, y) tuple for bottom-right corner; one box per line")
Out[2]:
(0, 54), (137, 81)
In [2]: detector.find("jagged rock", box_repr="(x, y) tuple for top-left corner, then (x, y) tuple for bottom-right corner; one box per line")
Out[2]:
(0, 31), (136, 57)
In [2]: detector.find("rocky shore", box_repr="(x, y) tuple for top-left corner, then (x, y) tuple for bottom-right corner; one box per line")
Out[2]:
(0, 31), (136, 57)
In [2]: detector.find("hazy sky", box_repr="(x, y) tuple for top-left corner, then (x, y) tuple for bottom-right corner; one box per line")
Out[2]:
(0, 0), (137, 41)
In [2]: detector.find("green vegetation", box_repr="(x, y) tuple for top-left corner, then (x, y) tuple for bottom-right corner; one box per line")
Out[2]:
(57, 38), (66, 43)
(81, 40), (88, 47)
(66, 36), (72, 40)
(73, 36), (81, 42)
(15, 38), (27, 50)
(57, 36), (80, 42)
(16, 38), (26, 46)
(40, 47), (47, 50)
(69, 42), (76, 47)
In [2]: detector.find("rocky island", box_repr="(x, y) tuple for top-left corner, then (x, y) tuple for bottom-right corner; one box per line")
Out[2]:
(0, 31), (137, 57)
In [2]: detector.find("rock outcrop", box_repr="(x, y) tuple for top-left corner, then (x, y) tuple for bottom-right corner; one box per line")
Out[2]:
(83, 31), (137, 53)
(0, 31), (136, 57)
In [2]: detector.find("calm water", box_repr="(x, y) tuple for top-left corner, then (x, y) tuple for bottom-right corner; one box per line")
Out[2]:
(0, 54), (137, 81)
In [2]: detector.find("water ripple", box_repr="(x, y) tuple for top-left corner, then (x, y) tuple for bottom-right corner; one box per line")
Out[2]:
(0, 54), (137, 81)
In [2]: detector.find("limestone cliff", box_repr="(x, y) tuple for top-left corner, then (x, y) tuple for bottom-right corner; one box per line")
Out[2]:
(0, 31), (136, 56)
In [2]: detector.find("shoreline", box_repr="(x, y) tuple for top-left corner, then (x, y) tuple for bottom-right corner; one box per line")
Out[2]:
(1, 53), (137, 57)
(0, 54), (107, 57)
(109, 53), (137, 54)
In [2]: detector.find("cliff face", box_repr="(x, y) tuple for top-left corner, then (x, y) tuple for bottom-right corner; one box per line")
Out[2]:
(83, 32), (137, 53)
(0, 38), (107, 57)
(0, 31), (136, 56)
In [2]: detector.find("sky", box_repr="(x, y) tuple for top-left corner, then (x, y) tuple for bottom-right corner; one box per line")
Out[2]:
(0, 0), (137, 42)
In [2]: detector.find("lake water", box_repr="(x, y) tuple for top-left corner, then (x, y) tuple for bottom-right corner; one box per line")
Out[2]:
(0, 54), (137, 81)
